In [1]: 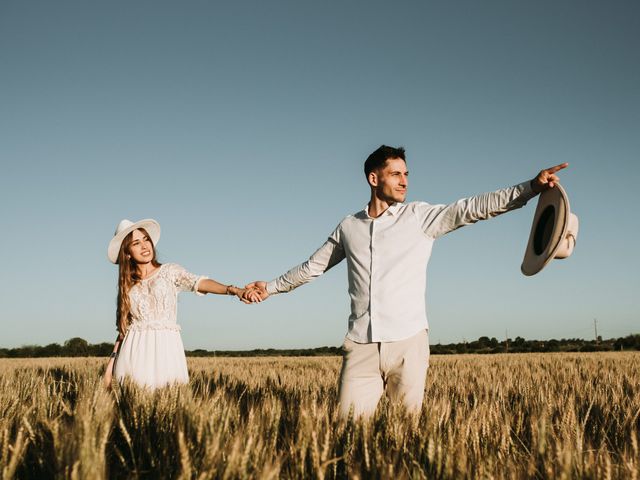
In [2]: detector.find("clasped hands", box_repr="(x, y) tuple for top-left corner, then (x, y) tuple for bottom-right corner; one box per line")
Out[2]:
(236, 281), (269, 304)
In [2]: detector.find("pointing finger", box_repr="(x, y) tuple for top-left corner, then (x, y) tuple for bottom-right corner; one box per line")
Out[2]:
(546, 162), (569, 174)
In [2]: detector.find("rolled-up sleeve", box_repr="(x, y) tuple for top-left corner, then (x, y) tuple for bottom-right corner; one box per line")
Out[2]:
(414, 181), (536, 239)
(266, 225), (346, 295)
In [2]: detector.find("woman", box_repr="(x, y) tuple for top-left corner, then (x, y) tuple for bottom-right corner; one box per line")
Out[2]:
(103, 218), (257, 389)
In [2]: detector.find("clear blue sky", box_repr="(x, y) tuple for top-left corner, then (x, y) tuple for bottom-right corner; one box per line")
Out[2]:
(1, 0), (638, 349)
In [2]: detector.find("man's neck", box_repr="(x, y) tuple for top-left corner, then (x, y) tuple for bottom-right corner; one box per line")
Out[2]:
(367, 195), (394, 219)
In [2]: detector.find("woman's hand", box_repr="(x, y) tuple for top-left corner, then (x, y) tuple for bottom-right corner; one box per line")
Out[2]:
(237, 287), (263, 304)
(244, 281), (270, 302)
(103, 336), (121, 390)
(103, 359), (114, 389)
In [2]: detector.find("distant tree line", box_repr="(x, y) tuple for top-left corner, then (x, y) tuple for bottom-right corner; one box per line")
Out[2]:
(429, 334), (640, 354)
(1, 334), (639, 358)
(0, 338), (114, 358)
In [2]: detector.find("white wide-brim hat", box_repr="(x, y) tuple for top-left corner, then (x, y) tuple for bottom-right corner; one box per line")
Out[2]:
(108, 218), (161, 264)
(521, 184), (578, 276)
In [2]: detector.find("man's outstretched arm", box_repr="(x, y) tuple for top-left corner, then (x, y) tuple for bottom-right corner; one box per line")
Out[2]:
(246, 231), (346, 302)
(530, 162), (568, 193)
(418, 163), (569, 239)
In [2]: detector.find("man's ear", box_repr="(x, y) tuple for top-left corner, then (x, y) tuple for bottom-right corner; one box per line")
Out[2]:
(368, 171), (378, 187)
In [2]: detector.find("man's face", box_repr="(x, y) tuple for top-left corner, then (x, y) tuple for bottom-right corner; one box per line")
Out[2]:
(370, 157), (408, 203)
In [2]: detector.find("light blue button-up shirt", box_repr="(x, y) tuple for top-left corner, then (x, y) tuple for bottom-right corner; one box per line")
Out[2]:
(266, 181), (536, 343)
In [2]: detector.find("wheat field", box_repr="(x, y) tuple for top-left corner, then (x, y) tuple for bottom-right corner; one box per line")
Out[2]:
(1, 352), (638, 479)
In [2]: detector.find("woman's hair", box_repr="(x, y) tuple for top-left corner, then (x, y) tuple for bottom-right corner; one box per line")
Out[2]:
(116, 228), (161, 337)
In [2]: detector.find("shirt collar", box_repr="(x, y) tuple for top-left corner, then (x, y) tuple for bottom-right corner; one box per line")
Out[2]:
(363, 202), (403, 219)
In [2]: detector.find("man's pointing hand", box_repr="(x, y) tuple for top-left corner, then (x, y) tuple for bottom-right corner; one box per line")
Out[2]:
(531, 162), (569, 194)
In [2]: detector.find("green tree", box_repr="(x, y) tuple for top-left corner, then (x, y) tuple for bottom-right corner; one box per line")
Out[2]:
(41, 343), (63, 357)
(63, 337), (89, 357)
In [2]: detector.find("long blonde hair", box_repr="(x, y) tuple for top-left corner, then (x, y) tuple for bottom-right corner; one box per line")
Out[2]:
(116, 228), (161, 337)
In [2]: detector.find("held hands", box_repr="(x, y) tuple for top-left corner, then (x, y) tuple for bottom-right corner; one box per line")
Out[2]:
(229, 286), (262, 304)
(242, 281), (270, 304)
(531, 163), (569, 194)
(224, 283), (267, 304)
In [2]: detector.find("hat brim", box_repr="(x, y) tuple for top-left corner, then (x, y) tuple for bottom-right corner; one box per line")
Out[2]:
(521, 185), (570, 276)
(108, 219), (161, 264)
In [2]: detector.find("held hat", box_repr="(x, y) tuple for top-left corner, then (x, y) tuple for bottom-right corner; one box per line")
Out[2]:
(521, 184), (578, 276)
(108, 218), (161, 264)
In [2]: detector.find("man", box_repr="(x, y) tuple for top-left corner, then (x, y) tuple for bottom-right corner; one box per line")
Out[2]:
(247, 145), (568, 418)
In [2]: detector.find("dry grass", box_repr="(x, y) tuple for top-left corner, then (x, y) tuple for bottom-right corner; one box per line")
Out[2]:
(1, 353), (638, 479)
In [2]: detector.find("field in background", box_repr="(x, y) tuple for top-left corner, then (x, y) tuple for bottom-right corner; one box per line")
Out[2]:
(1, 353), (638, 479)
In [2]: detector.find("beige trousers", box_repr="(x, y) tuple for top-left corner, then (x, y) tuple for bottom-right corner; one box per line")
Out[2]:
(337, 329), (429, 418)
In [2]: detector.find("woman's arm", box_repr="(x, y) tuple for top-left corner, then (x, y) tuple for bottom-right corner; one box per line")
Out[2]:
(103, 335), (122, 389)
(196, 278), (260, 303)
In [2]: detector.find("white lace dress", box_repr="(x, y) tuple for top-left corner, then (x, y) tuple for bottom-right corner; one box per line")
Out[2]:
(114, 263), (206, 388)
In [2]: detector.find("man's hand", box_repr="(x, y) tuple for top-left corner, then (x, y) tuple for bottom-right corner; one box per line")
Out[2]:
(531, 162), (569, 194)
(244, 281), (270, 303)
(235, 287), (262, 304)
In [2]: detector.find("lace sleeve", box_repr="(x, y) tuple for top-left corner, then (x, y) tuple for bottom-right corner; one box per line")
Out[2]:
(167, 264), (207, 296)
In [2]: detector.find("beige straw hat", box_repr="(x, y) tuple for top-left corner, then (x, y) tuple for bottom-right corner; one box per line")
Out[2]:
(108, 218), (161, 264)
(521, 184), (578, 276)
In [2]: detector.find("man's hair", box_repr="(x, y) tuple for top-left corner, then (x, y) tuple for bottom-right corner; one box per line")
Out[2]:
(364, 145), (406, 177)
